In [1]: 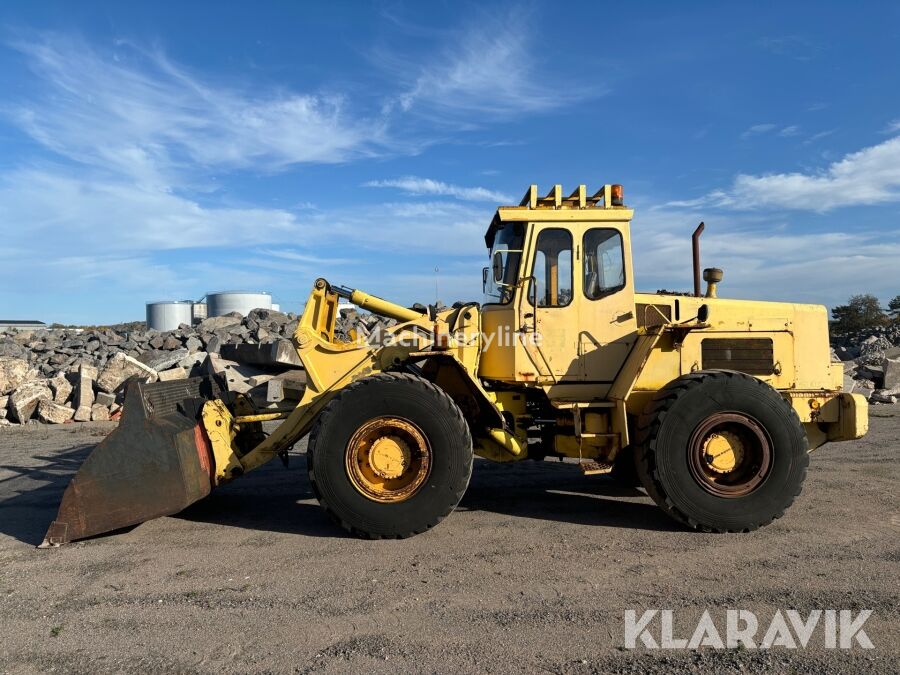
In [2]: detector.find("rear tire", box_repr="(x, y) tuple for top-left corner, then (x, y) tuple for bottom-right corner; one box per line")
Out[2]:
(307, 373), (473, 538)
(635, 370), (808, 532)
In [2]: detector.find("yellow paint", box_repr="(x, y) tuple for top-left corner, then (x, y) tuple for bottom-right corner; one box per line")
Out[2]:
(701, 431), (743, 473)
(203, 185), (866, 485)
(344, 417), (431, 503)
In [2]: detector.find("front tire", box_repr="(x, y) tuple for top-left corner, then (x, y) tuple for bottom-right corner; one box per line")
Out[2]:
(635, 370), (808, 532)
(307, 373), (473, 538)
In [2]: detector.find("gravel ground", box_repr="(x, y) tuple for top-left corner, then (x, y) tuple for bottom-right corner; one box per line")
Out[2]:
(0, 410), (897, 674)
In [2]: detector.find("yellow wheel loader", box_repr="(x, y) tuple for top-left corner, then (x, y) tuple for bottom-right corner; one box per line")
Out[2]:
(42, 184), (869, 546)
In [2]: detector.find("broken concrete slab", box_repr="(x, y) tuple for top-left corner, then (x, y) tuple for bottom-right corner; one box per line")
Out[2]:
(177, 351), (207, 370)
(72, 362), (99, 421)
(205, 353), (269, 394)
(0, 357), (36, 395)
(138, 348), (189, 372)
(37, 399), (75, 424)
(185, 336), (203, 353)
(161, 335), (182, 350)
(199, 315), (243, 332)
(97, 352), (158, 393)
(157, 367), (187, 382)
(91, 404), (111, 422)
(49, 374), (73, 404)
(219, 339), (303, 369)
(204, 335), (222, 354)
(95, 391), (116, 407)
(9, 380), (53, 423)
(882, 356), (900, 391)
(266, 378), (284, 403)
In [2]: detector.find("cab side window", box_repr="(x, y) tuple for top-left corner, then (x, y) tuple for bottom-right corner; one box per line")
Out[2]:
(530, 228), (572, 307)
(583, 229), (625, 300)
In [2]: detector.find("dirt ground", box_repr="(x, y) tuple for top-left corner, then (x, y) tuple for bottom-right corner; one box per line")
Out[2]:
(0, 410), (897, 674)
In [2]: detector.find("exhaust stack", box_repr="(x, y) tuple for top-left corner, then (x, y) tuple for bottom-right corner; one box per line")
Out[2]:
(692, 222), (705, 297)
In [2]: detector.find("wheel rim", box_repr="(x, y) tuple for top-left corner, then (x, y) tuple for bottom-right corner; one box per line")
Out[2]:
(345, 416), (432, 503)
(687, 412), (772, 498)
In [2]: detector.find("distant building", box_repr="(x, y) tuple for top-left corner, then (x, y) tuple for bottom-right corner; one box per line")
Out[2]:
(0, 319), (46, 331)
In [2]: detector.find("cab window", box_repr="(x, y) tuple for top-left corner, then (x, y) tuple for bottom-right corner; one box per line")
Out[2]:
(583, 229), (625, 300)
(530, 228), (572, 307)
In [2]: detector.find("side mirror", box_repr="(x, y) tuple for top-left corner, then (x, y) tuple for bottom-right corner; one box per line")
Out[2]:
(697, 304), (710, 323)
(492, 251), (504, 283)
(482, 266), (488, 291)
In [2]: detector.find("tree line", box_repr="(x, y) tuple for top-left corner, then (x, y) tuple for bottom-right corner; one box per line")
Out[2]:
(831, 294), (900, 333)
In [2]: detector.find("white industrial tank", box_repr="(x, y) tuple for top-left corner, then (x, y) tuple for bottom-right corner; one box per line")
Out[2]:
(146, 301), (194, 332)
(206, 291), (272, 318)
(191, 302), (208, 324)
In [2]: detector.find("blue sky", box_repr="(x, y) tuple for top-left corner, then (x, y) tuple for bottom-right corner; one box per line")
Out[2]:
(0, 1), (898, 324)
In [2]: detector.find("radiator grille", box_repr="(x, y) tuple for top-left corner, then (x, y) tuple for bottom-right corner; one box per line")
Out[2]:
(701, 338), (775, 375)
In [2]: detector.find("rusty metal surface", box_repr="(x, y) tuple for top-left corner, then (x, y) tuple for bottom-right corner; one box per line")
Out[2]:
(687, 412), (772, 498)
(40, 379), (213, 547)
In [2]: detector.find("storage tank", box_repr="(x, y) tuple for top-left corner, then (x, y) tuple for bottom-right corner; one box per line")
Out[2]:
(206, 291), (272, 318)
(146, 301), (194, 332)
(191, 302), (208, 324)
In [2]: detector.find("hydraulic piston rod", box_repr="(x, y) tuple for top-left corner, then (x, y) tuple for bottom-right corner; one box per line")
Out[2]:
(331, 284), (425, 323)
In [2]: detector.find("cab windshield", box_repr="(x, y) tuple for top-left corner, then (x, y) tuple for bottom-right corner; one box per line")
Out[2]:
(484, 222), (525, 304)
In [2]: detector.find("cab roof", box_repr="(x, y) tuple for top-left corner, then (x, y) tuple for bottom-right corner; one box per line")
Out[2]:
(485, 184), (634, 249)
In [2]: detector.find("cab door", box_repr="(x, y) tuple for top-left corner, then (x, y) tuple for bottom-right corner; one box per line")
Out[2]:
(520, 224), (580, 379)
(577, 225), (638, 387)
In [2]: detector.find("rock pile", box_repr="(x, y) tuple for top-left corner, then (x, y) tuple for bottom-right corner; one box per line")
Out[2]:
(0, 308), (305, 426)
(832, 322), (900, 405)
(0, 306), (403, 426)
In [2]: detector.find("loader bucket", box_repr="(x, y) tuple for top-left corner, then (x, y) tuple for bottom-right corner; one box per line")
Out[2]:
(40, 378), (215, 547)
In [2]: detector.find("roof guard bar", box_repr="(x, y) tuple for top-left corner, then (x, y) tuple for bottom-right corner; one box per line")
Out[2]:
(518, 184), (615, 209)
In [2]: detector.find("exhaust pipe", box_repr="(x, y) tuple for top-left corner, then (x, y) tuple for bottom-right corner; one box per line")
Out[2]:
(692, 222), (705, 297)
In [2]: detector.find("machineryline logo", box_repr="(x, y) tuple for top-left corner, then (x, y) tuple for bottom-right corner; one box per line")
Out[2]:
(623, 609), (874, 650)
(359, 325), (543, 351)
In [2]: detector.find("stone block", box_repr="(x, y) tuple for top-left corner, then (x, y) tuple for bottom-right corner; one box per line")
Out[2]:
(137, 348), (188, 372)
(882, 356), (900, 391)
(91, 404), (111, 422)
(219, 340), (303, 369)
(162, 335), (182, 350)
(0, 357), (35, 395)
(49, 374), (73, 404)
(95, 391), (116, 407)
(198, 315), (242, 332)
(185, 336), (203, 353)
(9, 381), (53, 423)
(97, 352), (157, 393)
(157, 367), (187, 382)
(37, 399), (75, 424)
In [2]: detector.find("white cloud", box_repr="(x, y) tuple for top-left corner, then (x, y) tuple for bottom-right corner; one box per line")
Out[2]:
(883, 118), (900, 134)
(378, 11), (599, 118)
(0, 167), (299, 253)
(631, 206), (900, 309)
(7, 35), (386, 182)
(364, 176), (511, 202)
(802, 129), (837, 145)
(666, 135), (900, 211)
(741, 123), (776, 139)
(741, 123), (800, 140)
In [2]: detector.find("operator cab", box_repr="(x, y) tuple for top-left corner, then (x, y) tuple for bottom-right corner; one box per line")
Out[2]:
(479, 184), (638, 397)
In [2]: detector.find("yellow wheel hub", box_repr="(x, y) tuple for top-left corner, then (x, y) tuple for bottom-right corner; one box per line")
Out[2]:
(701, 431), (744, 474)
(345, 417), (431, 503)
(368, 436), (411, 480)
